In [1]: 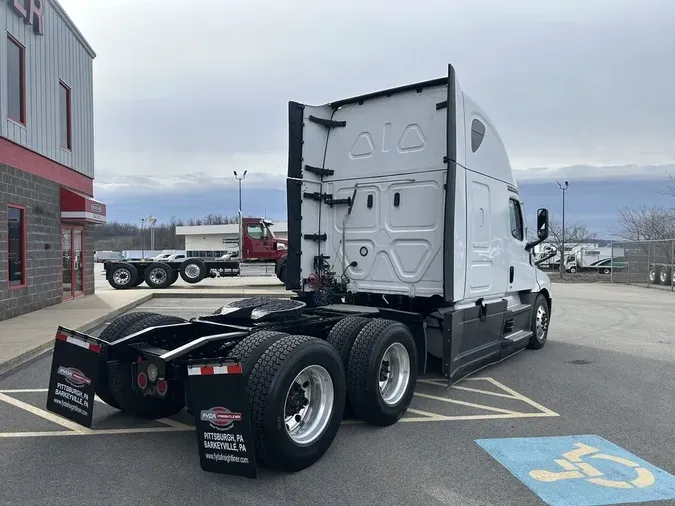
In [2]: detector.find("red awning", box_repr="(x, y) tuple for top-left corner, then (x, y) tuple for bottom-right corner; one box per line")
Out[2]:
(60, 187), (107, 224)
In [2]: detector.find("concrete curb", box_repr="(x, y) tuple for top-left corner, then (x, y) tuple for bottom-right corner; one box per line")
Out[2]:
(0, 291), (290, 377)
(151, 291), (292, 299)
(0, 294), (154, 377)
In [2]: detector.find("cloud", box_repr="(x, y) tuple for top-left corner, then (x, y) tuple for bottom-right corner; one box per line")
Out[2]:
(58, 0), (675, 194)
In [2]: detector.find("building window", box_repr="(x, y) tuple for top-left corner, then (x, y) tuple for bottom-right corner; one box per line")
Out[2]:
(59, 80), (72, 149)
(7, 34), (25, 125)
(8, 204), (26, 288)
(509, 198), (524, 241)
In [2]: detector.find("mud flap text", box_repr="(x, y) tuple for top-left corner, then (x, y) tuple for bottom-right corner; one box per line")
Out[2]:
(188, 360), (258, 478)
(45, 330), (101, 428)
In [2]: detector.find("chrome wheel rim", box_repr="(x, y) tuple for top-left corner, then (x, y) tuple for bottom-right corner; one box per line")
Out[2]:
(284, 365), (334, 446)
(149, 268), (167, 285)
(660, 270), (667, 284)
(378, 342), (411, 406)
(536, 304), (549, 340)
(649, 269), (656, 283)
(113, 268), (130, 285)
(185, 264), (200, 278)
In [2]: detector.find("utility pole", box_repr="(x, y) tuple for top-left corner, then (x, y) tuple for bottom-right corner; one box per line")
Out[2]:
(557, 180), (569, 279)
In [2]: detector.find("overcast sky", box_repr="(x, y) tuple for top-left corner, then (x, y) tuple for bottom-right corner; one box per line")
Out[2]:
(58, 0), (675, 196)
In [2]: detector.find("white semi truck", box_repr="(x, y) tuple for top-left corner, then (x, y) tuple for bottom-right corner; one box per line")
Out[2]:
(46, 64), (553, 477)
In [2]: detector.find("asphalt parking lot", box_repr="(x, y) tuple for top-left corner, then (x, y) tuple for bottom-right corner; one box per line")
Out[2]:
(1, 285), (675, 506)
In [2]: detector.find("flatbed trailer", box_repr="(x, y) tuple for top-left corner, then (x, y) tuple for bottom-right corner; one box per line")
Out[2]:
(47, 63), (554, 477)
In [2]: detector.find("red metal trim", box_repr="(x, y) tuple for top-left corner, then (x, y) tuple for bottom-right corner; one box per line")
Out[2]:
(60, 224), (84, 300)
(7, 33), (26, 126)
(7, 203), (27, 290)
(59, 80), (72, 151)
(0, 136), (93, 195)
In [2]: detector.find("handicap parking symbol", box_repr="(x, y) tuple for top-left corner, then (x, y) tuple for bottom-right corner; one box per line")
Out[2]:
(476, 435), (675, 506)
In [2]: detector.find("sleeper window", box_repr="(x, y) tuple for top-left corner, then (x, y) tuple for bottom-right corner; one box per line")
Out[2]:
(509, 199), (524, 241)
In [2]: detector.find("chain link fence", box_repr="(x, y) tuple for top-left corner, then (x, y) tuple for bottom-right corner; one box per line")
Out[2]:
(609, 239), (675, 290)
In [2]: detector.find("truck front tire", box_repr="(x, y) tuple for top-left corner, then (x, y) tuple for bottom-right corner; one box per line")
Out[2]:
(246, 334), (346, 472)
(346, 319), (418, 426)
(179, 258), (207, 284)
(527, 294), (550, 349)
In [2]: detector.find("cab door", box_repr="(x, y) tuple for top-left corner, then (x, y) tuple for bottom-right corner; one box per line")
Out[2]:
(507, 194), (535, 293)
(244, 222), (275, 260)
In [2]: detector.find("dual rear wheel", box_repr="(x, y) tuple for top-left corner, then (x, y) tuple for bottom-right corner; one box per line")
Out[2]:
(95, 312), (417, 472)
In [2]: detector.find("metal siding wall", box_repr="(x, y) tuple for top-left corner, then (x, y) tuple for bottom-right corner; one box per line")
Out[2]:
(2, 1), (94, 178)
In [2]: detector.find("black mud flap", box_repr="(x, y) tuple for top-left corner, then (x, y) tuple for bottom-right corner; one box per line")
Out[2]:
(45, 327), (103, 428)
(187, 358), (258, 479)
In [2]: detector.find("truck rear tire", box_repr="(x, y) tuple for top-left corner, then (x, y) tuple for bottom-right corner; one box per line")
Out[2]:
(246, 334), (346, 472)
(144, 262), (174, 289)
(95, 311), (161, 409)
(346, 319), (417, 426)
(227, 330), (289, 377)
(108, 262), (138, 290)
(107, 314), (188, 419)
(659, 266), (670, 285)
(179, 258), (207, 284)
(648, 265), (657, 283)
(326, 316), (372, 367)
(527, 294), (550, 350)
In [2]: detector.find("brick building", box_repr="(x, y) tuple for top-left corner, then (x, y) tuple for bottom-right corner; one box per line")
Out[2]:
(1, 0), (104, 321)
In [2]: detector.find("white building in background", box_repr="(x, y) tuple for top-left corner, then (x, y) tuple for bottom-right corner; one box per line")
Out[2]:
(175, 222), (288, 259)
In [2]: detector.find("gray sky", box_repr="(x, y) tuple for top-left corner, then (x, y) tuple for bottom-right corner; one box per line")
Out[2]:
(58, 0), (675, 195)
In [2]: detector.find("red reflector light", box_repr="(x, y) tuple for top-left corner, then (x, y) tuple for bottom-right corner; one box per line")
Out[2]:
(156, 379), (168, 396)
(137, 372), (148, 389)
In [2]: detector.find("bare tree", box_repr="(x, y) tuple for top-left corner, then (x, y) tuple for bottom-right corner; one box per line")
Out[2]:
(613, 205), (675, 241)
(547, 216), (593, 277)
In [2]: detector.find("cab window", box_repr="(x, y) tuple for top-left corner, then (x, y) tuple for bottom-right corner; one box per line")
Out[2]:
(247, 224), (264, 240)
(509, 198), (524, 241)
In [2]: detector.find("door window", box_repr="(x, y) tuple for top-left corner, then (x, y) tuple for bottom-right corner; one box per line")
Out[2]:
(247, 224), (264, 240)
(509, 198), (524, 241)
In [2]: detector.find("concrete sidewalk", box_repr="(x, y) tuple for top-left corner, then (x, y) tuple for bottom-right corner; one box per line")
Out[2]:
(0, 284), (293, 376)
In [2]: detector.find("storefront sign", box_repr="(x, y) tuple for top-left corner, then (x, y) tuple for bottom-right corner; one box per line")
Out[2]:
(8, 0), (44, 35)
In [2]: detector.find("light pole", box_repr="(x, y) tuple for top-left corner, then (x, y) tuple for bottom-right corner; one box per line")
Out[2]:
(234, 170), (247, 257)
(149, 216), (157, 252)
(233, 170), (247, 217)
(139, 217), (146, 260)
(557, 180), (569, 278)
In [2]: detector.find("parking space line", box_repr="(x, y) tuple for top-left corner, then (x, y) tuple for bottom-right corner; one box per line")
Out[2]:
(450, 385), (519, 399)
(481, 378), (560, 416)
(0, 393), (93, 434)
(413, 392), (521, 415)
(0, 389), (47, 394)
(0, 427), (195, 438)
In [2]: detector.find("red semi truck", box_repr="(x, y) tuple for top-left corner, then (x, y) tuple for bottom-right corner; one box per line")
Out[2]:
(104, 217), (289, 289)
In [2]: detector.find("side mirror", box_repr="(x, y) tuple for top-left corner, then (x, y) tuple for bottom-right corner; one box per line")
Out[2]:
(526, 208), (549, 251)
(536, 208), (549, 240)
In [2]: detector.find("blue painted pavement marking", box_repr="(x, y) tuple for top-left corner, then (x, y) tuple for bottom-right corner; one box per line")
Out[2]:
(476, 435), (675, 506)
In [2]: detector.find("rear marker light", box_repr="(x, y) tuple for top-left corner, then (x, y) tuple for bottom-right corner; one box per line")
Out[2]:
(137, 372), (148, 389)
(147, 364), (158, 382)
(156, 379), (168, 396)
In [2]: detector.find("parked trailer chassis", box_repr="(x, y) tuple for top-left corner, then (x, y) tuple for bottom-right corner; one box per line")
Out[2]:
(104, 258), (283, 290)
(45, 297), (428, 477)
(648, 263), (675, 286)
